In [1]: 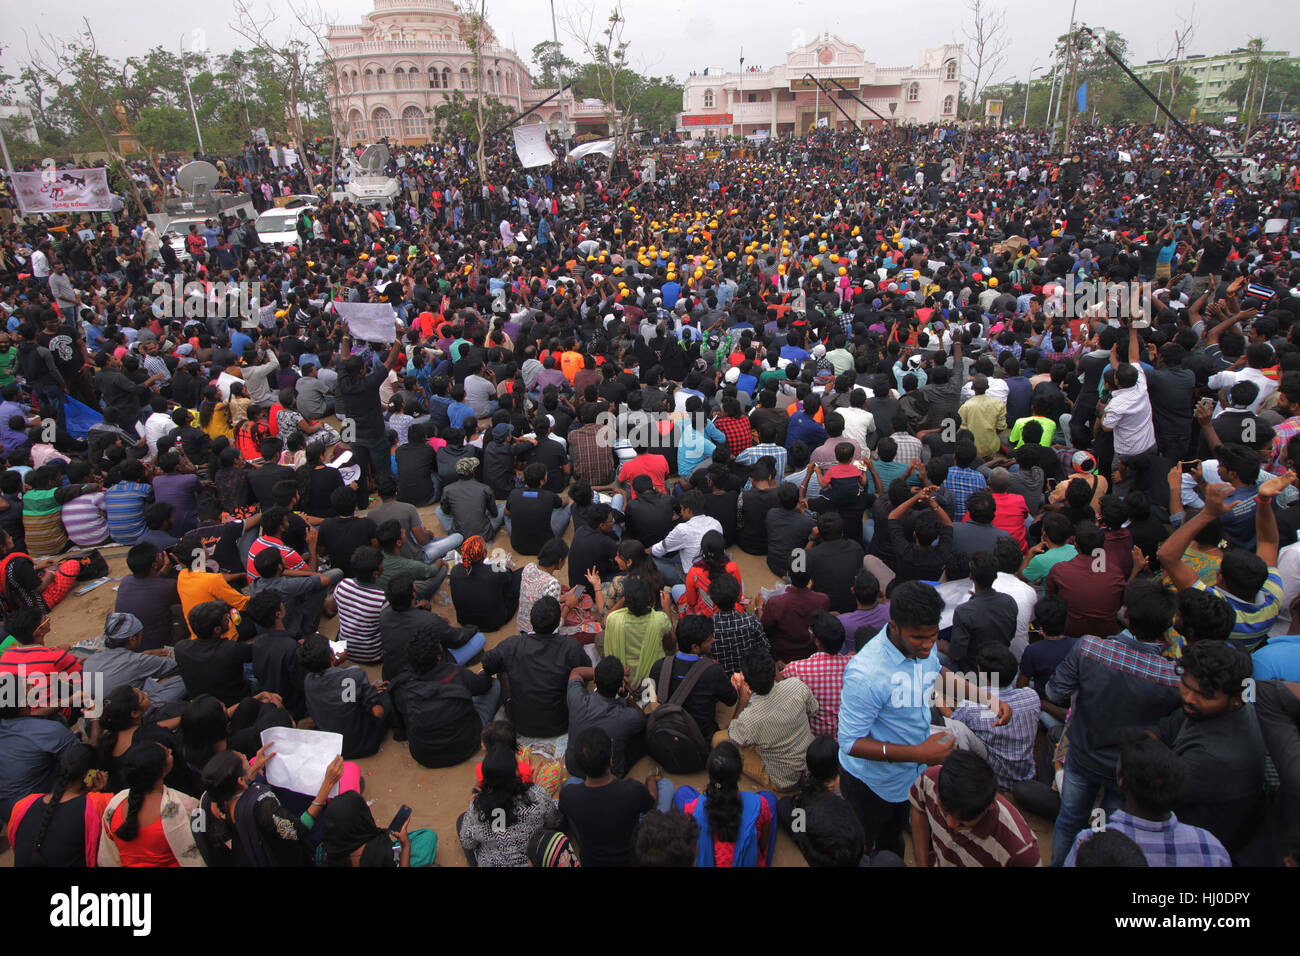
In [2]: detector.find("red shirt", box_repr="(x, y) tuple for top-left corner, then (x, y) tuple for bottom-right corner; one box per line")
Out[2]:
(246, 535), (307, 579)
(991, 492), (1030, 550)
(617, 454), (669, 498)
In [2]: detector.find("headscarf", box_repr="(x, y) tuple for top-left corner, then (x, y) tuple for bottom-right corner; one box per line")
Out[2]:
(527, 828), (579, 867)
(460, 535), (487, 566)
(319, 792), (393, 867)
(102, 612), (144, 648)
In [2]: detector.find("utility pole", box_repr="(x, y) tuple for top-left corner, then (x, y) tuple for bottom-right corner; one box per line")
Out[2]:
(1061, 0), (1080, 154)
(549, 0), (569, 145)
(180, 32), (206, 155)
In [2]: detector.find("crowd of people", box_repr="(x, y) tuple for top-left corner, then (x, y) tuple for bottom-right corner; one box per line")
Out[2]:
(1, 110), (1300, 869)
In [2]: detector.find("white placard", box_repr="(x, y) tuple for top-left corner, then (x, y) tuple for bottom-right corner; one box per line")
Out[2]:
(260, 726), (344, 797)
(512, 124), (556, 168)
(335, 300), (398, 343)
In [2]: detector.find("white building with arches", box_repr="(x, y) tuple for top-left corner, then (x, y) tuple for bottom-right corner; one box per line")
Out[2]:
(678, 33), (962, 138)
(326, 0), (598, 145)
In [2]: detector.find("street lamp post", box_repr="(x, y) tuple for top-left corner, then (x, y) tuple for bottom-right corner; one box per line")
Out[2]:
(548, 0), (569, 144)
(1022, 63), (1042, 126)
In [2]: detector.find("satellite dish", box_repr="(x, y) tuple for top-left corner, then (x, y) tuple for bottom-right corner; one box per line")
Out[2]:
(176, 160), (220, 196)
(357, 144), (391, 174)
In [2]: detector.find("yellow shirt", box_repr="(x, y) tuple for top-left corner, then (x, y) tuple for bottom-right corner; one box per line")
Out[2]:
(177, 569), (249, 640)
(959, 394), (1008, 458)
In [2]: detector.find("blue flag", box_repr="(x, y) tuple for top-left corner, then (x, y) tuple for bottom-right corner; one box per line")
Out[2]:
(1076, 81), (1087, 113)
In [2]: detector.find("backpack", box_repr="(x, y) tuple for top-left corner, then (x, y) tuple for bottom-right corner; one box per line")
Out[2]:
(645, 657), (712, 774)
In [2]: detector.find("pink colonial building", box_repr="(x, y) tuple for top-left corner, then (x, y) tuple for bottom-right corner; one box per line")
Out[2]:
(325, 0), (600, 145)
(677, 32), (963, 139)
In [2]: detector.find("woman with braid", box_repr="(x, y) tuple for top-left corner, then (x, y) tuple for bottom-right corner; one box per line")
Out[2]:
(98, 741), (203, 867)
(7, 743), (113, 867)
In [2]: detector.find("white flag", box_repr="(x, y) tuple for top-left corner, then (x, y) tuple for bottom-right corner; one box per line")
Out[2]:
(512, 124), (556, 168)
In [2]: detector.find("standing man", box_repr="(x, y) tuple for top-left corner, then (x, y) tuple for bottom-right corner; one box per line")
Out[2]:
(837, 581), (1011, 859)
(336, 337), (407, 508)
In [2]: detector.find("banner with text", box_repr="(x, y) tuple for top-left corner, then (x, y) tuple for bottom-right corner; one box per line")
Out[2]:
(12, 167), (113, 215)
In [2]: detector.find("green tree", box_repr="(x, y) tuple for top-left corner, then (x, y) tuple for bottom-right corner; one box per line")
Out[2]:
(531, 40), (576, 88)
(1225, 58), (1300, 117)
(134, 105), (196, 152)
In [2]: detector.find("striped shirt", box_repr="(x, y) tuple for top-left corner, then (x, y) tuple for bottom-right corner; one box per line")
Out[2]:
(909, 765), (1041, 866)
(105, 481), (153, 544)
(246, 536), (307, 580)
(1064, 810), (1230, 867)
(1192, 571), (1283, 653)
(334, 578), (387, 664)
(949, 686), (1042, 789)
(61, 491), (109, 546)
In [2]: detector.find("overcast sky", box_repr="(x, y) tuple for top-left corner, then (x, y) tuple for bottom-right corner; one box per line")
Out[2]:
(2, 0), (1296, 86)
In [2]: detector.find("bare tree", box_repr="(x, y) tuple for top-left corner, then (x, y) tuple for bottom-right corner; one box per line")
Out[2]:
(1165, 10), (1196, 133)
(961, 0), (1011, 123)
(22, 20), (150, 215)
(565, 0), (634, 179)
(288, 0), (345, 191)
(231, 0), (317, 192)
(457, 0), (491, 183)
(956, 0), (1010, 174)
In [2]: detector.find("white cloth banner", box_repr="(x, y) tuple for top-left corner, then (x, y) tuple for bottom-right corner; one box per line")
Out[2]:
(567, 139), (616, 161)
(335, 301), (398, 343)
(260, 727), (343, 798)
(1117, 150), (1132, 163)
(12, 168), (113, 215)
(513, 124), (556, 168)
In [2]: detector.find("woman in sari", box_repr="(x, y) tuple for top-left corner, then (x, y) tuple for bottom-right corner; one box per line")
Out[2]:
(99, 741), (204, 867)
(8, 744), (113, 867)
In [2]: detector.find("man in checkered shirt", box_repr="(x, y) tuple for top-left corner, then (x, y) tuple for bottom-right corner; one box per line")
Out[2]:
(780, 610), (849, 737)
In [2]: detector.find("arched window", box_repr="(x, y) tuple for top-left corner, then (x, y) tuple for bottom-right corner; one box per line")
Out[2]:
(403, 105), (427, 138)
(393, 67), (406, 89)
(703, 88), (715, 108)
(351, 71), (359, 91)
(460, 67), (471, 89)
(945, 60), (957, 81)
(442, 67), (452, 89)
(407, 66), (420, 88)
(363, 69), (375, 91)
(372, 107), (394, 139)
(375, 68), (388, 90)
(487, 71), (496, 92)
(907, 82), (920, 102)
(943, 94), (955, 114)
(338, 72), (349, 92)
(348, 109), (366, 143)
(428, 65), (440, 88)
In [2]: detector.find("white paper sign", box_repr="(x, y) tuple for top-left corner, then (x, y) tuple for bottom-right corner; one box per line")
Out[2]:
(513, 124), (556, 168)
(335, 300), (398, 343)
(260, 726), (344, 797)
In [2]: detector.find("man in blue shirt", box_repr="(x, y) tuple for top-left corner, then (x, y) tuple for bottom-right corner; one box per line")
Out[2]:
(661, 277), (682, 310)
(838, 580), (1012, 858)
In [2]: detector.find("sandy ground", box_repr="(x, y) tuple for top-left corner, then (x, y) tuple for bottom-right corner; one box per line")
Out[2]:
(3, 498), (1055, 867)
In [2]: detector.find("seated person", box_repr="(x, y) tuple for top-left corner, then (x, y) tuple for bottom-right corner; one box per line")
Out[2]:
(481, 596), (588, 739)
(174, 601), (253, 707)
(389, 624), (501, 768)
(449, 534), (522, 633)
(299, 633), (390, 759)
(908, 750), (1041, 867)
(777, 735), (869, 867)
(940, 644), (1041, 790)
(671, 741), (777, 867)
(559, 726), (669, 867)
(720, 644), (817, 792)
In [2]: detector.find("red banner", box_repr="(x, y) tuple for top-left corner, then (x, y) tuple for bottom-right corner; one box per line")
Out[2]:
(681, 113), (733, 127)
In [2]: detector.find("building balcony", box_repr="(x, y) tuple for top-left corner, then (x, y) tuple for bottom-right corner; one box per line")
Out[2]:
(329, 37), (521, 62)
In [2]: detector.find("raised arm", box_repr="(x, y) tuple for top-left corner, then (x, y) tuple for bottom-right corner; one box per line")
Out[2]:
(1157, 482), (1232, 590)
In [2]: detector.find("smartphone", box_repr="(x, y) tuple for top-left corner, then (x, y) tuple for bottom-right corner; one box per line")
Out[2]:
(571, 585), (586, 599)
(387, 805), (412, 834)
(1197, 396), (1216, 413)
(1180, 459), (1202, 474)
